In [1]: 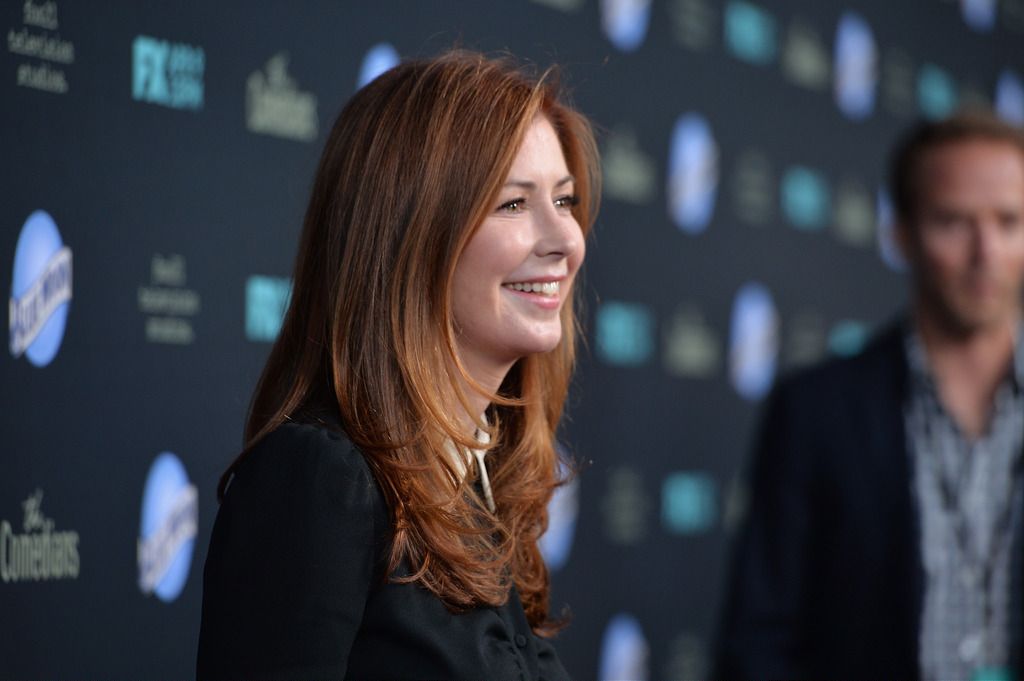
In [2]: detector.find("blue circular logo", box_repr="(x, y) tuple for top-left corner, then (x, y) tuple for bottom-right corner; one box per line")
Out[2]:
(539, 455), (579, 572)
(728, 282), (779, 401)
(961, 0), (997, 32)
(598, 613), (649, 681)
(357, 43), (400, 89)
(834, 11), (877, 121)
(9, 210), (72, 367)
(138, 452), (198, 602)
(600, 0), (652, 52)
(875, 188), (906, 272)
(996, 69), (1024, 126)
(667, 113), (718, 234)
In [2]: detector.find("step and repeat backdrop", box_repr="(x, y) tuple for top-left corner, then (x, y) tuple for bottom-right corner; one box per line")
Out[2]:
(3, 0), (1024, 678)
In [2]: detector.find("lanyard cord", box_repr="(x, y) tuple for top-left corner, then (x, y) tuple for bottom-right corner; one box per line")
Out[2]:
(924, 417), (1024, 661)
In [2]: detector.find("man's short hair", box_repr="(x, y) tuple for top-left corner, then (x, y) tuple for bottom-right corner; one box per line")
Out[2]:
(889, 109), (1024, 222)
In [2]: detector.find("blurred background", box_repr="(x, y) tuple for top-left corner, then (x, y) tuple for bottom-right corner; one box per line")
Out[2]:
(3, 0), (1024, 678)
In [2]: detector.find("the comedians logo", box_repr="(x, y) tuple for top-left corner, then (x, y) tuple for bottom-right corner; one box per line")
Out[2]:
(246, 52), (318, 142)
(784, 311), (827, 368)
(833, 178), (875, 247)
(730, 149), (774, 226)
(665, 632), (710, 680)
(668, 0), (716, 52)
(602, 127), (656, 205)
(1, 489), (80, 583)
(781, 18), (829, 92)
(663, 305), (721, 378)
(602, 466), (652, 545)
(9, 210), (72, 367)
(138, 452), (198, 602)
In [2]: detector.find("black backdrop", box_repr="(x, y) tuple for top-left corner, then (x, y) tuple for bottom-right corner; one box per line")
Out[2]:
(3, 0), (1024, 678)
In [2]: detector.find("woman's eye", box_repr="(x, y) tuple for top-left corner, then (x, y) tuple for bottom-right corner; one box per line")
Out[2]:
(554, 194), (579, 210)
(498, 199), (526, 214)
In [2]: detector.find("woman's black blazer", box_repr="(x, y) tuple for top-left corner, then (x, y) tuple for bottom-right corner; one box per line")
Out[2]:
(196, 420), (570, 681)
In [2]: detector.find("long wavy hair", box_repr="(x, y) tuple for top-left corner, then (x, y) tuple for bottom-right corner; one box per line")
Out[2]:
(220, 51), (600, 634)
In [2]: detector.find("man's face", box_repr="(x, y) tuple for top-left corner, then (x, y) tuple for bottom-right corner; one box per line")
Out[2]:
(900, 140), (1024, 335)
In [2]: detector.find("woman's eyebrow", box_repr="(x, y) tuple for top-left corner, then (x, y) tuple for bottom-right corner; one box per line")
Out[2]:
(502, 175), (575, 190)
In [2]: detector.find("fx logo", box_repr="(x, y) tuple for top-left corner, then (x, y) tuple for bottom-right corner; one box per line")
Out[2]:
(132, 35), (205, 110)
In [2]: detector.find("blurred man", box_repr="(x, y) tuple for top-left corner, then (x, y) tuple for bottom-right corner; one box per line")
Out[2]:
(715, 112), (1024, 680)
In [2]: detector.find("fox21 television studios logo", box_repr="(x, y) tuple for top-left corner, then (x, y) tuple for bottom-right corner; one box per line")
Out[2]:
(9, 210), (73, 367)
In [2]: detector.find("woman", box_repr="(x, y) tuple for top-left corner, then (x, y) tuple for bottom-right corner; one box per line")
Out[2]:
(196, 50), (599, 680)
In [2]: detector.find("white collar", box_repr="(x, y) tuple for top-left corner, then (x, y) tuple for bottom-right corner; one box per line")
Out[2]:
(442, 424), (495, 513)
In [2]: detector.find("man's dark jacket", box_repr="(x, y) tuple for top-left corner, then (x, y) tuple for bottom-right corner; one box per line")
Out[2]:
(715, 324), (929, 678)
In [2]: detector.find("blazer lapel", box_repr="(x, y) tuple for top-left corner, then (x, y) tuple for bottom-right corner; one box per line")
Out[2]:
(859, 323), (924, 672)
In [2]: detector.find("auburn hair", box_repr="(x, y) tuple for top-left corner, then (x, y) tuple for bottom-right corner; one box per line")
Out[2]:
(220, 51), (600, 635)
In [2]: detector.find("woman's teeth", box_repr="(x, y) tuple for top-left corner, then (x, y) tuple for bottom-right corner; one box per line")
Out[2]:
(504, 281), (559, 296)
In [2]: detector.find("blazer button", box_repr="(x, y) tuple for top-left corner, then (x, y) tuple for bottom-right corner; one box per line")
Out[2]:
(514, 633), (528, 648)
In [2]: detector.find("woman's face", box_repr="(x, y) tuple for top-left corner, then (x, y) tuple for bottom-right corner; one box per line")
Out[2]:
(451, 115), (585, 380)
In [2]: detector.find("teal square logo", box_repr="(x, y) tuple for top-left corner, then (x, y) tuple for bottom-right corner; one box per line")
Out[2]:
(245, 275), (291, 342)
(827, 320), (868, 358)
(781, 166), (830, 230)
(918, 63), (958, 120)
(597, 302), (654, 366)
(725, 1), (777, 66)
(132, 35), (205, 110)
(972, 667), (1013, 681)
(662, 472), (717, 534)
(133, 36), (170, 104)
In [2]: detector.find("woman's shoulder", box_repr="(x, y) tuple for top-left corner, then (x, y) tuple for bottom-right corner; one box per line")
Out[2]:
(235, 418), (365, 477)
(199, 420), (388, 678)
(223, 419), (384, 522)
